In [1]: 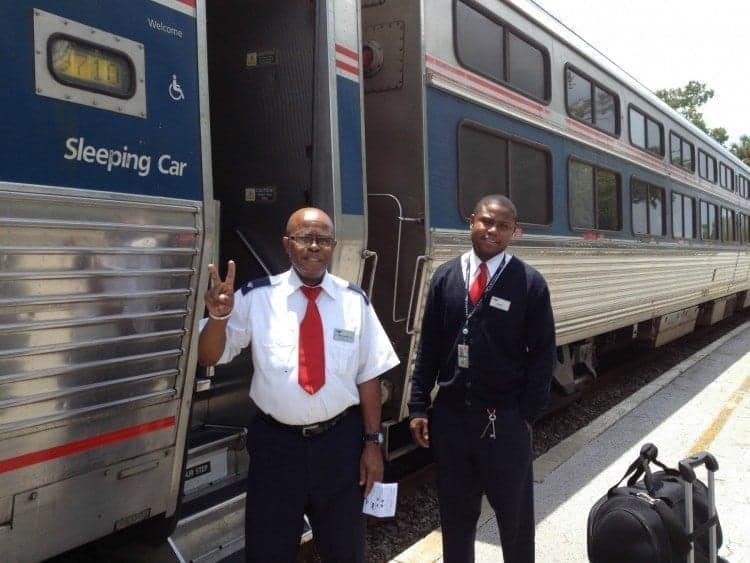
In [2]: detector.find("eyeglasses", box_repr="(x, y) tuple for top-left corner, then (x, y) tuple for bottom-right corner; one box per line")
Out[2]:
(287, 235), (336, 248)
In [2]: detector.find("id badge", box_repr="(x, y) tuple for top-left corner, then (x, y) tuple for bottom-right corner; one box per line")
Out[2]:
(457, 343), (470, 368)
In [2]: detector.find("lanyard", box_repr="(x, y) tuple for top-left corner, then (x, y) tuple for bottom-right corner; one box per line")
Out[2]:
(463, 254), (507, 323)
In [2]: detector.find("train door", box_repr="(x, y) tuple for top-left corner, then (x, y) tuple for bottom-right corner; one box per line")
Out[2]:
(171, 1), (369, 559)
(0, 1), (207, 561)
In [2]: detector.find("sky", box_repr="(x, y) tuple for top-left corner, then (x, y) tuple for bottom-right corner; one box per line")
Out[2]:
(533, 0), (748, 145)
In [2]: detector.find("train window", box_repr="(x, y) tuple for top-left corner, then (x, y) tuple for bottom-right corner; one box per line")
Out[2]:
(740, 214), (750, 243)
(700, 201), (718, 240)
(568, 159), (621, 231)
(565, 66), (619, 136)
(455, 1), (504, 82)
(669, 132), (695, 172)
(628, 106), (664, 156)
(698, 150), (717, 183)
(719, 163), (734, 191)
(739, 176), (750, 199)
(509, 142), (551, 224)
(631, 179), (665, 236)
(507, 32), (545, 100)
(454, 1), (549, 102)
(672, 193), (696, 239)
(458, 123), (551, 224)
(721, 208), (736, 242)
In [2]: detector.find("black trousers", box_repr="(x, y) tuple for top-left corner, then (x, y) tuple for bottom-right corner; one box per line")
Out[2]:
(432, 402), (534, 563)
(244, 408), (365, 563)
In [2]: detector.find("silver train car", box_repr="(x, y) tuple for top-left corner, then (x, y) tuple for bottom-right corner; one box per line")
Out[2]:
(361, 0), (750, 456)
(2, 0), (749, 560)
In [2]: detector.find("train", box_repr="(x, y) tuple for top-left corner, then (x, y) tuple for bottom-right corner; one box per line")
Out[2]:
(1, 0), (748, 561)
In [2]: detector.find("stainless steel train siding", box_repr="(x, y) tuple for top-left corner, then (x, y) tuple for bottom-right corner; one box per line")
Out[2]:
(0, 1), (208, 560)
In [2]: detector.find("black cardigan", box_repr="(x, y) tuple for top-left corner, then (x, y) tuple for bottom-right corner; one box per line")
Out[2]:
(408, 254), (556, 423)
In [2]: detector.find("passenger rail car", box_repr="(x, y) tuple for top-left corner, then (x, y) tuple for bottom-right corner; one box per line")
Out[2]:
(2, 0), (749, 560)
(361, 0), (750, 453)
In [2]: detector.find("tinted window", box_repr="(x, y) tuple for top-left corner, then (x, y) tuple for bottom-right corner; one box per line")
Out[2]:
(597, 169), (620, 230)
(565, 68), (618, 135)
(569, 160), (594, 229)
(458, 123), (551, 224)
(510, 142), (550, 224)
(631, 179), (664, 236)
(699, 150), (717, 183)
(670, 134), (681, 164)
(683, 196), (694, 239)
(507, 32), (545, 100)
(629, 107), (662, 155)
(632, 180), (648, 235)
(594, 86), (617, 134)
(455, 1), (548, 101)
(700, 201), (718, 240)
(630, 108), (645, 148)
(721, 208), (736, 242)
(672, 193), (683, 238)
(566, 70), (592, 122)
(647, 119), (662, 154)
(458, 125), (507, 218)
(455, 1), (504, 82)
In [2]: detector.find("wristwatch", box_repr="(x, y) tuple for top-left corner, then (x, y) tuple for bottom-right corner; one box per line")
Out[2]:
(363, 432), (384, 444)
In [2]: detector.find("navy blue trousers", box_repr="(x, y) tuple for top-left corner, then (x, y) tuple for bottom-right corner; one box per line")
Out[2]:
(244, 408), (365, 563)
(432, 402), (535, 563)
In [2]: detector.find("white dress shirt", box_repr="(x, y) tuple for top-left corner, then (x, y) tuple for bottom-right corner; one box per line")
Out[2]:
(200, 269), (399, 425)
(463, 249), (512, 291)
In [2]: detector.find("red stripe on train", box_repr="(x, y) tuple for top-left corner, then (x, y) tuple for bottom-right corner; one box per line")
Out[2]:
(335, 44), (360, 61)
(176, 0), (196, 7)
(0, 416), (176, 474)
(336, 60), (359, 76)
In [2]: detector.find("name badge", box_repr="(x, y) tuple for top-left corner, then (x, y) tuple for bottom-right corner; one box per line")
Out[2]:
(457, 343), (470, 368)
(333, 328), (355, 343)
(490, 296), (511, 311)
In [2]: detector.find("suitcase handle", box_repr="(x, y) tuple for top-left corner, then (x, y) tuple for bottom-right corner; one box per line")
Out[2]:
(678, 452), (719, 483)
(679, 452), (719, 563)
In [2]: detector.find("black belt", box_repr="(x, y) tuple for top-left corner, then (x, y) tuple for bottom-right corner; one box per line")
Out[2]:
(257, 406), (356, 438)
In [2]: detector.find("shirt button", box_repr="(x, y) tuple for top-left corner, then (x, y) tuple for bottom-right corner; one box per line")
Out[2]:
(465, 381), (472, 389)
(464, 399), (472, 407)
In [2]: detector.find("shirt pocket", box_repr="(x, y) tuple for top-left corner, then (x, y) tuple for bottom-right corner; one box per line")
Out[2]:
(256, 333), (296, 373)
(327, 340), (358, 377)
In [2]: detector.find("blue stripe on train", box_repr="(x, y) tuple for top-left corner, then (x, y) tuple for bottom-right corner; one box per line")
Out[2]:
(425, 87), (733, 239)
(337, 76), (365, 215)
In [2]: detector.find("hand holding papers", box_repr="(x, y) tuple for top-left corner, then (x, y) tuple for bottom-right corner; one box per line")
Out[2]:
(362, 481), (398, 518)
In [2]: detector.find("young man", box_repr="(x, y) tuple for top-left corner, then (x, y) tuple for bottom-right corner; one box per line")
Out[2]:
(408, 195), (556, 562)
(199, 207), (398, 562)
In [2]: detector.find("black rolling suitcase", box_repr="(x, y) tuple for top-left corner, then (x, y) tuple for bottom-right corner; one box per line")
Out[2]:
(587, 443), (726, 563)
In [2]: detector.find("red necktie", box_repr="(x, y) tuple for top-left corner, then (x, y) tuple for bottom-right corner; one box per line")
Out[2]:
(469, 262), (488, 305)
(299, 286), (325, 394)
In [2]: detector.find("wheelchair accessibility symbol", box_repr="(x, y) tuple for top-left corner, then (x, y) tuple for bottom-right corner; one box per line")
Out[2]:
(169, 74), (184, 101)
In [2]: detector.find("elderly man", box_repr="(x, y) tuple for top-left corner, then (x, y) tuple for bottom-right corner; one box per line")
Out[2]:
(199, 207), (398, 562)
(408, 195), (556, 563)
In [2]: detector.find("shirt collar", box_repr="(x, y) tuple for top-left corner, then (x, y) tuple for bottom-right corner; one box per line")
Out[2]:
(286, 268), (337, 300)
(467, 250), (510, 280)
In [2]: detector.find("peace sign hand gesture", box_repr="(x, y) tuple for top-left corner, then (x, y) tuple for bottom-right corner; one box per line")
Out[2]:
(205, 260), (236, 319)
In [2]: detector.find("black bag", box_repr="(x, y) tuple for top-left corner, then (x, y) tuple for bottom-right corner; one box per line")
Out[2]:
(587, 444), (724, 563)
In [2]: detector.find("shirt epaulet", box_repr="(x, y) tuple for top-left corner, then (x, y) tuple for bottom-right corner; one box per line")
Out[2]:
(240, 276), (272, 295)
(347, 282), (370, 305)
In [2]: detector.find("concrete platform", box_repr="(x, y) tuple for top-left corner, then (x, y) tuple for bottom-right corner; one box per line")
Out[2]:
(392, 321), (750, 562)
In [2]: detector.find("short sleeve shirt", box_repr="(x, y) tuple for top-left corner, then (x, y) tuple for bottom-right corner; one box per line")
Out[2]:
(199, 269), (399, 425)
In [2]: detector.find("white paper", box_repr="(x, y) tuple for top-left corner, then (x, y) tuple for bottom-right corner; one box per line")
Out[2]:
(362, 481), (398, 518)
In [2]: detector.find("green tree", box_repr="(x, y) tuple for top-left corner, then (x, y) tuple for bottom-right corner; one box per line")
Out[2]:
(655, 81), (728, 145)
(731, 135), (750, 165)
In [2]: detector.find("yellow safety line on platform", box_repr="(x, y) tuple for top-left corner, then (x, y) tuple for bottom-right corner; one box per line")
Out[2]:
(690, 372), (750, 455)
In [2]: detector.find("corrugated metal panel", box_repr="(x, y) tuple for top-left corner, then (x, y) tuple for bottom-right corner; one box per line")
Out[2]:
(0, 188), (201, 434)
(429, 232), (750, 345)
